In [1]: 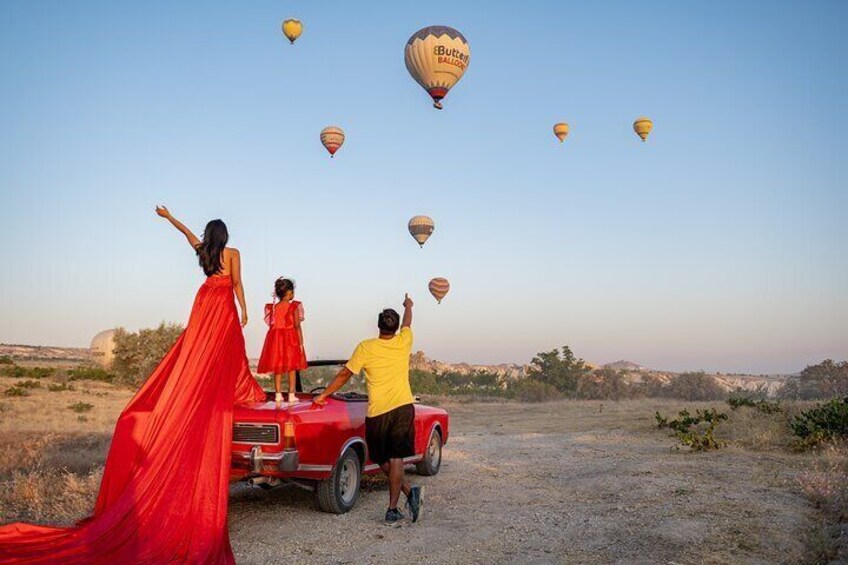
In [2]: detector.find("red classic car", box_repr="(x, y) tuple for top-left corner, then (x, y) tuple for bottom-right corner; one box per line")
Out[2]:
(230, 360), (449, 514)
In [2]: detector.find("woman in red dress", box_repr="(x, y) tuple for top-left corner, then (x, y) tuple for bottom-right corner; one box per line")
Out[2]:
(257, 278), (308, 404)
(0, 206), (265, 564)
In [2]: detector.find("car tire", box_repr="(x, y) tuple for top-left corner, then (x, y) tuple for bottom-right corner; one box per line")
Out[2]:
(416, 429), (442, 476)
(317, 447), (361, 514)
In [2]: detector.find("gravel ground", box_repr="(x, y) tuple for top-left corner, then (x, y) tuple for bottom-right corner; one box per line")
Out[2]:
(229, 400), (814, 564)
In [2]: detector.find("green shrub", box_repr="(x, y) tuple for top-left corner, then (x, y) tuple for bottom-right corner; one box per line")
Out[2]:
(790, 397), (848, 446)
(662, 372), (728, 401)
(68, 402), (94, 413)
(14, 379), (41, 390)
(48, 382), (76, 392)
(0, 366), (54, 379)
(111, 323), (183, 388)
(0, 355), (13, 365)
(67, 366), (115, 383)
(508, 379), (560, 402)
(656, 408), (728, 451)
(727, 395), (782, 414)
(3, 387), (29, 397)
(526, 346), (592, 395)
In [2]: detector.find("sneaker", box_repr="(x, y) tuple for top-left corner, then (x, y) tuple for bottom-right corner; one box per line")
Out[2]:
(406, 486), (424, 523)
(384, 508), (404, 527)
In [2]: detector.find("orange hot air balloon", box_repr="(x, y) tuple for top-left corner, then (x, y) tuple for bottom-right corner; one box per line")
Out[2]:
(428, 277), (450, 304)
(408, 215), (435, 248)
(553, 122), (569, 143)
(282, 19), (303, 44)
(633, 117), (653, 142)
(320, 126), (345, 157)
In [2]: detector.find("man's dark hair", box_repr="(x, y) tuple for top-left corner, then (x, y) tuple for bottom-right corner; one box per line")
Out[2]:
(377, 308), (400, 335)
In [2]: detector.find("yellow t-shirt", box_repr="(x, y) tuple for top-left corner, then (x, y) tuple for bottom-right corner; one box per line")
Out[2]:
(346, 327), (415, 418)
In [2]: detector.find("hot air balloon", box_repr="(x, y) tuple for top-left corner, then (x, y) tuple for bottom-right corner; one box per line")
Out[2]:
(553, 122), (569, 143)
(428, 277), (450, 304)
(282, 19), (303, 44)
(633, 117), (653, 142)
(408, 215), (435, 248)
(404, 26), (470, 110)
(320, 126), (345, 157)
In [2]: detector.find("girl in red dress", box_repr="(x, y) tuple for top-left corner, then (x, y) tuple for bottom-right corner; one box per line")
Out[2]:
(257, 277), (307, 404)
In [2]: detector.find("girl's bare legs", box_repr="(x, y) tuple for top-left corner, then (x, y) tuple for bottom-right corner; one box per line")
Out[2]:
(274, 373), (283, 403)
(288, 371), (297, 403)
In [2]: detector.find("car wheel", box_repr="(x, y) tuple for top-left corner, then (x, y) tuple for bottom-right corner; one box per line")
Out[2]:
(416, 429), (442, 476)
(317, 447), (361, 514)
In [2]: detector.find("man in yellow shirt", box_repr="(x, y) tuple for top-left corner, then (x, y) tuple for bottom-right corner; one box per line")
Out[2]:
(314, 294), (422, 525)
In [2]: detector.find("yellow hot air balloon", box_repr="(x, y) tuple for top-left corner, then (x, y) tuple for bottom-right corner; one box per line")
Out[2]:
(282, 19), (303, 44)
(408, 215), (435, 248)
(553, 122), (569, 143)
(633, 117), (653, 142)
(404, 26), (470, 110)
(320, 126), (345, 158)
(428, 277), (450, 304)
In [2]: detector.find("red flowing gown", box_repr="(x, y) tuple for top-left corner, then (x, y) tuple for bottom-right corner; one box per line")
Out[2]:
(0, 275), (266, 564)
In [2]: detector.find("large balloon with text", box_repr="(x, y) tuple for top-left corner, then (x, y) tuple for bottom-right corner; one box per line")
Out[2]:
(405, 26), (470, 110)
(320, 126), (345, 158)
(428, 277), (450, 304)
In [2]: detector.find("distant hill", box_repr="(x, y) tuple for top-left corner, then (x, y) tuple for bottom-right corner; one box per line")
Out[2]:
(410, 351), (528, 379)
(603, 360), (647, 372)
(0, 343), (91, 364)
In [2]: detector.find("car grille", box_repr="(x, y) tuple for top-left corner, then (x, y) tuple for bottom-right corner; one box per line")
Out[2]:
(233, 423), (279, 445)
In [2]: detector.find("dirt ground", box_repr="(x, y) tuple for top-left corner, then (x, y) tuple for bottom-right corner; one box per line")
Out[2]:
(229, 400), (815, 565)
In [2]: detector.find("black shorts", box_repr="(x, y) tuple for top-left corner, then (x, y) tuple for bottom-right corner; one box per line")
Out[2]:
(365, 403), (415, 466)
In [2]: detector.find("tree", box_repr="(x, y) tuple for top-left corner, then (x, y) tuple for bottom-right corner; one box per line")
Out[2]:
(111, 322), (184, 388)
(781, 359), (848, 400)
(527, 346), (591, 396)
(663, 371), (727, 401)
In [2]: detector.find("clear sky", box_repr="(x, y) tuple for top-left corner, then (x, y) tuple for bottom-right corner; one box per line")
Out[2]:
(1, 1), (846, 374)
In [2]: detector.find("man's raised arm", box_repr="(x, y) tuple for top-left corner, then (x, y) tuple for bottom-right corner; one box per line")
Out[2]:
(402, 293), (414, 329)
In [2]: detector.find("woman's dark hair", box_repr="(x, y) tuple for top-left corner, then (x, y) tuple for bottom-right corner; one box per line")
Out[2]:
(274, 278), (295, 301)
(196, 219), (228, 276)
(378, 309), (400, 335)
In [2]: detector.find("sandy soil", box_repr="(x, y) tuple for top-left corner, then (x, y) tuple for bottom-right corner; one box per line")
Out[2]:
(229, 400), (815, 564)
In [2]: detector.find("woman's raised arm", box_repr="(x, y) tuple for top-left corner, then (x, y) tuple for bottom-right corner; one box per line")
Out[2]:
(156, 206), (201, 249)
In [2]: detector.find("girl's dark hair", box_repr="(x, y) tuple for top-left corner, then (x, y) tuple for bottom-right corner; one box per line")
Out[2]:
(196, 219), (228, 276)
(274, 278), (295, 300)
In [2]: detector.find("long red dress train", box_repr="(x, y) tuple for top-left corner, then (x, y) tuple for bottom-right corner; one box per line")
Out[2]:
(0, 276), (265, 564)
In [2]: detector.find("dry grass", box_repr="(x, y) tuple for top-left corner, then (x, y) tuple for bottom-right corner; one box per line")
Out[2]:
(0, 374), (128, 525)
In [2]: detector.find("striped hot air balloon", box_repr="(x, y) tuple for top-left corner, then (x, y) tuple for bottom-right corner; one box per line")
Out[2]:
(404, 26), (470, 110)
(633, 117), (653, 142)
(553, 122), (570, 143)
(428, 277), (450, 304)
(320, 126), (345, 157)
(282, 19), (303, 44)
(408, 215), (435, 248)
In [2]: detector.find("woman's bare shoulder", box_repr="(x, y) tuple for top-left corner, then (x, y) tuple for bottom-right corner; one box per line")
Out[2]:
(223, 247), (240, 257)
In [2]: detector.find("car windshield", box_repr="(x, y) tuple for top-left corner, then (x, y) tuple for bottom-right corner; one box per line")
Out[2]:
(251, 361), (368, 396)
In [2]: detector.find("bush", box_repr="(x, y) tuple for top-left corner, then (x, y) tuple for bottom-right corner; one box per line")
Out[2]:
(790, 398), (848, 446)
(780, 359), (848, 400)
(663, 372), (728, 401)
(526, 346), (591, 395)
(111, 322), (183, 388)
(14, 380), (42, 390)
(0, 366), (54, 380)
(68, 402), (94, 413)
(67, 367), (114, 384)
(3, 387), (29, 397)
(0, 355), (13, 365)
(727, 395), (782, 414)
(656, 408), (728, 451)
(578, 369), (633, 400)
(508, 379), (560, 403)
(48, 383), (76, 392)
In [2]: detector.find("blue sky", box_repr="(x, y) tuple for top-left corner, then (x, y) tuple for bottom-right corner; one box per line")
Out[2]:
(1, 1), (845, 373)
